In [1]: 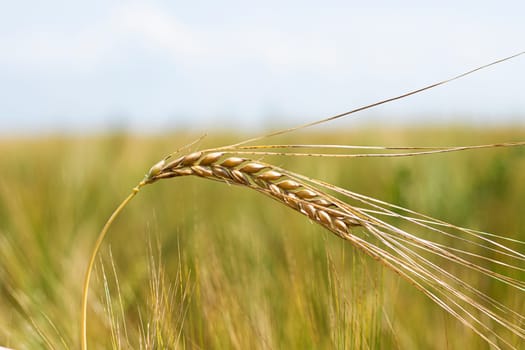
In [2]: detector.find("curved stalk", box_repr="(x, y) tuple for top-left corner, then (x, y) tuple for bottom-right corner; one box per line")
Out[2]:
(80, 182), (145, 350)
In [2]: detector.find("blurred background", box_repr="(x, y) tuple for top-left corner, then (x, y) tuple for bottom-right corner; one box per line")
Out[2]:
(1, 1), (525, 349)
(1, 0), (524, 135)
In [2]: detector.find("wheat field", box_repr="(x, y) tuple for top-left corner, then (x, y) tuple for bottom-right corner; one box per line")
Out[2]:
(1, 126), (524, 349)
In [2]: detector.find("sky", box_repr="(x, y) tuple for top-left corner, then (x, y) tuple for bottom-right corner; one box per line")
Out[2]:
(1, 1), (524, 135)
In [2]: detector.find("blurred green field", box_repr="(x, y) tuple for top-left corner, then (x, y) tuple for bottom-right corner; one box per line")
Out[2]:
(1, 127), (524, 349)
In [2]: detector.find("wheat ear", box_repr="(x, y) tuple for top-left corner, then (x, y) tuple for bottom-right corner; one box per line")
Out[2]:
(80, 51), (525, 349)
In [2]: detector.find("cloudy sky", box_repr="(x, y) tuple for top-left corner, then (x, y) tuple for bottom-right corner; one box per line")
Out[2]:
(1, 1), (524, 135)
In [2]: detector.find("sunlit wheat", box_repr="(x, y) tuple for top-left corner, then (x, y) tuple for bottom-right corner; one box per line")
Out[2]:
(81, 51), (525, 350)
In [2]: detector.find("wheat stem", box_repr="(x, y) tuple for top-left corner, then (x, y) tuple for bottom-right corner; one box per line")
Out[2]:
(80, 183), (144, 350)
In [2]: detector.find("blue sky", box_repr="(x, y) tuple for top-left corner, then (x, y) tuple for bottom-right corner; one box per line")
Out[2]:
(1, 1), (524, 135)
